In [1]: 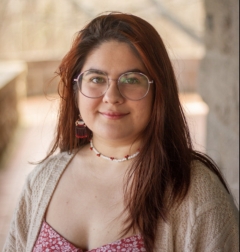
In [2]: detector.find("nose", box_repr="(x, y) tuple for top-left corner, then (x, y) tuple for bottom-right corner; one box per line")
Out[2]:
(102, 79), (124, 104)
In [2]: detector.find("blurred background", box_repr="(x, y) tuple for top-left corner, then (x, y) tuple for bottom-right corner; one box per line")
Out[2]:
(0, 0), (238, 249)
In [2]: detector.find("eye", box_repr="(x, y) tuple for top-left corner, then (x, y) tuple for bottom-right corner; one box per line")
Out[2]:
(126, 78), (140, 84)
(90, 76), (107, 84)
(120, 74), (141, 85)
(83, 72), (107, 84)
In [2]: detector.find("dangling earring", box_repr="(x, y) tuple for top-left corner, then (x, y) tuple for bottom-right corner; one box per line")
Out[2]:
(75, 115), (88, 139)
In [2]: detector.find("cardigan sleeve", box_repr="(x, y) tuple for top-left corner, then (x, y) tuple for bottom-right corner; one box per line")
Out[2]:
(2, 175), (33, 252)
(2, 155), (56, 251)
(185, 194), (239, 251)
(182, 163), (239, 252)
(154, 162), (239, 252)
(2, 152), (74, 252)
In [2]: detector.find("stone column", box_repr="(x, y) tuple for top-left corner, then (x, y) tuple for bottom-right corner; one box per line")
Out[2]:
(198, 0), (239, 204)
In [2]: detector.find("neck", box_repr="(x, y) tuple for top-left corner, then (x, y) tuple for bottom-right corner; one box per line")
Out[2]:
(91, 136), (141, 161)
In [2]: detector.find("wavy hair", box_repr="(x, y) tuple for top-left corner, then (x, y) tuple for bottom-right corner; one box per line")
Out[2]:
(45, 12), (228, 251)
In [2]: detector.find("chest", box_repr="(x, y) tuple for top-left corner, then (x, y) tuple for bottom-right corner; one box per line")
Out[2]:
(45, 166), (130, 250)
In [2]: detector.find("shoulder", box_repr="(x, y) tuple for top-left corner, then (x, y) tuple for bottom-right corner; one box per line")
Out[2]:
(188, 160), (236, 211)
(173, 161), (239, 250)
(176, 160), (239, 222)
(2, 151), (76, 252)
(26, 151), (75, 192)
(157, 161), (239, 251)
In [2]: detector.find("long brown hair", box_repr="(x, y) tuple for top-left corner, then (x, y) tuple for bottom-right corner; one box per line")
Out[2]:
(45, 12), (229, 251)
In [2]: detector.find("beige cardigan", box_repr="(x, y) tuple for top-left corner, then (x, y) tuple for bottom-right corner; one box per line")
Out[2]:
(2, 151), (239, 251)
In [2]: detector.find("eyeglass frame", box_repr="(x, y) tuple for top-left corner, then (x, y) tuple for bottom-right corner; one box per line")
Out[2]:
(74, 69), (154, 101)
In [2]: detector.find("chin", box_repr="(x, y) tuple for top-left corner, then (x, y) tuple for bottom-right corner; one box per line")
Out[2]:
(102, 133), (128, 140)
(95, 129), (131, 141)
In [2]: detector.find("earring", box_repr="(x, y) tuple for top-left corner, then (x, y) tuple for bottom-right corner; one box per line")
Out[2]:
(75, 115), (88, 139)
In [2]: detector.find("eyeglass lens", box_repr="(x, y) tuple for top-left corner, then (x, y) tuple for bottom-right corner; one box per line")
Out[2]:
(78, 70), (150, 100)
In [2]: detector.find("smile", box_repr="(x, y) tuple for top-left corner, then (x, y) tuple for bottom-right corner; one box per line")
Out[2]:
(99, 111), (129, 119)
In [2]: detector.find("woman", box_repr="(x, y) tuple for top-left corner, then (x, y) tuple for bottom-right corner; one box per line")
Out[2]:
(3, 12), (238, 252)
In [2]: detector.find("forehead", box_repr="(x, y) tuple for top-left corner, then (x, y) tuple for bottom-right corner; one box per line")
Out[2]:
(81, 40), (147, 75)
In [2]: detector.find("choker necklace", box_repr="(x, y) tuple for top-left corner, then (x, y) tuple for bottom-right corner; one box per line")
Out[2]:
(89, 139), (140, 162)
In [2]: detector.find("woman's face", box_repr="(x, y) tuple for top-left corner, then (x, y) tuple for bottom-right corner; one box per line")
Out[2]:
(78, 40), (153, 144)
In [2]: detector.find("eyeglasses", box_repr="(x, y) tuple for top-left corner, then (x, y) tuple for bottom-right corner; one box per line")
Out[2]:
(74, 69), (154, 101)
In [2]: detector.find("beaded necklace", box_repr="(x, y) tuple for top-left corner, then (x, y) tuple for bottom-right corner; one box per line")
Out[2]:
(90, 139), (140, 162)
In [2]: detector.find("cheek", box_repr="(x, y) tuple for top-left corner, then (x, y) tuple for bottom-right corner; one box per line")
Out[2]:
(78, 95), (89, 117)
(142, 93), (153, 118)
(134, 99), (152, 126)
(78, 96), (98, 121)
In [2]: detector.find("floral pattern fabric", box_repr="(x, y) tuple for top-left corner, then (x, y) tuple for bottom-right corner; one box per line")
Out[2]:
(33, 220), (146, 252)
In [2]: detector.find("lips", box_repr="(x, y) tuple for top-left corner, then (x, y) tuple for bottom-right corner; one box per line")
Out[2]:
(99, 111), (129, 119)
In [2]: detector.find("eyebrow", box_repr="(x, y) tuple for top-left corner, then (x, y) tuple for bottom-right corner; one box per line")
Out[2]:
(124, 68), (145, 74)
(85, 69), (106, 75)
(86, 68), (146, 75)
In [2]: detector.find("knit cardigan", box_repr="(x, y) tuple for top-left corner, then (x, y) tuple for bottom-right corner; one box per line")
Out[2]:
(2, 151), (239, 252)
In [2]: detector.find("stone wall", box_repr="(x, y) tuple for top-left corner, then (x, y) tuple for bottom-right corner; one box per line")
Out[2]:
(26, 60), (60, 96)
(0, 62), (27, 161)
(198, 0), (239, 204)
(172, 58), (200, 92)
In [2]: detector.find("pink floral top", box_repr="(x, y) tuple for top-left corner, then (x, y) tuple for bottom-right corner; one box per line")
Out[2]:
(33, 220), (146, 252)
